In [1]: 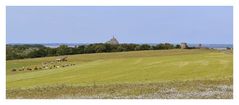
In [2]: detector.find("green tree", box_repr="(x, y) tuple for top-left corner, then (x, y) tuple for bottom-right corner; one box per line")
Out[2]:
(139, 44), (151, 50)
(84, 44), (96, 53)
(28, 48), (47, 58)
(46, 48), (57, 56)
(95, 44), (107, 53)
(175, 44), (181, 49)
(117, 45), (126, 51)
(56, 45), (70, 55)
(77, 45), (85, 54)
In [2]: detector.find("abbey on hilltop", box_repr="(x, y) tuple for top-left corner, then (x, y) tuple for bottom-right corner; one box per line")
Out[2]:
(105, 36), (119, 45)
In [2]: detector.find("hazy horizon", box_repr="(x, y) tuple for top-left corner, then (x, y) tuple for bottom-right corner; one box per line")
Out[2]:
(7, 6), (233, 44)
(6, 42), (233, 45)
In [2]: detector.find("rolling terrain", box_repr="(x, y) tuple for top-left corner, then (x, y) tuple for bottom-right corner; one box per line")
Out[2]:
(6, 49), (233, 99)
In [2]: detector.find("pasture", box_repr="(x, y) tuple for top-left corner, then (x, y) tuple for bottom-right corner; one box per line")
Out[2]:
(6, 49), (233, 99)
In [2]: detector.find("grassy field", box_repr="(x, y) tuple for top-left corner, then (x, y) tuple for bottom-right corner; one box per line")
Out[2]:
(6, 49), (233, 99)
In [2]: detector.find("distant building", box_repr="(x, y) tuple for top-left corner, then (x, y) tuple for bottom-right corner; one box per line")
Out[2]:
(198, 44), (202, 48)
(106, 36), (119, 45)
(226, 47), (233, 50)
(180, 43), (188, 49)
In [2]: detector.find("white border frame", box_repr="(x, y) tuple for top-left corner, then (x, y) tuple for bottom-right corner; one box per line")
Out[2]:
(0, 0), (238, 105)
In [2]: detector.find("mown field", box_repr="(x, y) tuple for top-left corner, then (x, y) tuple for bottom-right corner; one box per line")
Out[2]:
(6, 49), (233, 99)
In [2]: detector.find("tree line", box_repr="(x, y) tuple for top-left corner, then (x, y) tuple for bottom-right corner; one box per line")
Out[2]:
(6, 43), (181, 60)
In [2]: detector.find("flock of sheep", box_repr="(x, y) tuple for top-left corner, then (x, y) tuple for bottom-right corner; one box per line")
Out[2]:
(11, 57), (76, 72)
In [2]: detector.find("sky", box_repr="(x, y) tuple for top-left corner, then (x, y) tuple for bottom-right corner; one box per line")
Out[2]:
(6, 6), (233, 44)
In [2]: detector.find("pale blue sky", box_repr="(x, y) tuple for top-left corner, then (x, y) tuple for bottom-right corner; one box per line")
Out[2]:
(7, 6), (233, 44)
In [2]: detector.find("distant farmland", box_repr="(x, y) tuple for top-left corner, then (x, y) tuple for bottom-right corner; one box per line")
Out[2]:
(6, 49), (233, 99)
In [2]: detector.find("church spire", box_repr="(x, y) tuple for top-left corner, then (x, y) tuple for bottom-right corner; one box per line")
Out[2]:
(105, 35), (119, 45)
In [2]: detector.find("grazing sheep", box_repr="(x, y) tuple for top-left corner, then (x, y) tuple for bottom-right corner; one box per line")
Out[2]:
(56, 56), (68, 62)
(43, 62), (47, 65)
(56, 66), (60, 68)
(27, 68), (32, 71)
(11, 69), (17, 72)
(18, 68), (23, 71)
(34, 67), (38, 70)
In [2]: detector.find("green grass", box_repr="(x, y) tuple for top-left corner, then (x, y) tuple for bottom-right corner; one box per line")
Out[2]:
(6, 49), (233, 98)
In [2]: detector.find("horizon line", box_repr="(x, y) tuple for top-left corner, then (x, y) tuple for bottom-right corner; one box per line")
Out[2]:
(6, 42), (233, 45)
